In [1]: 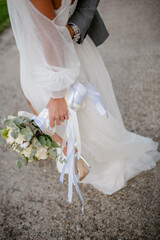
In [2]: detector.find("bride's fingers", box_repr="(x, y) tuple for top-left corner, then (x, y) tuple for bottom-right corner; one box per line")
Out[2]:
(60, 115), (65, 122)
(55, 118), (60, 125)
(64, 113), (69, 120)
(49, 118), (55, 128)
(51, 115), (66, 127)
(51, 112), (69, 127)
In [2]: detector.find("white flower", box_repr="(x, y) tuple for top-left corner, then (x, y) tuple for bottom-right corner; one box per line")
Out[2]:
(21, 145), (33, 158)
(6, 129), (15, 145)
(12, 142), (19, 151)
(20, 141), (29, 148)
(28, 159), (33, 163)
(15, 148), (21, 154)
(15, 133), (26, 145)
(36, 146), (48, 160)
(56, 147), (62, 155)
(7, 115), (16, 119)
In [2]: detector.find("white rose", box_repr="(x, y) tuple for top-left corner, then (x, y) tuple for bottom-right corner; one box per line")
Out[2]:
(6, 129), (15, 145)
(21, 145), (33, 158)
(15, 148), (21, 154)
(15, 133), (26, 145)
(7, 115), (16, 119)
(56, 147), (62, 155)
(12, 142), (19, 151)
(20, 141), (29, 148)
(36, 146), (48, 160)
(28, 159), (33, 163)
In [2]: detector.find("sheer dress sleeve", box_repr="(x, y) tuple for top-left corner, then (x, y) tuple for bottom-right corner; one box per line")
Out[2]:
(7, 0), (81, 98)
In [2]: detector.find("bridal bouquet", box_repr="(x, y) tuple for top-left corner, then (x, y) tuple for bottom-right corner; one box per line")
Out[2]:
(0, 114), (66, 169)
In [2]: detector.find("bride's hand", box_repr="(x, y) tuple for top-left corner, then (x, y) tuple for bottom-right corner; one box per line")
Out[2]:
(46, 97), (69, 127)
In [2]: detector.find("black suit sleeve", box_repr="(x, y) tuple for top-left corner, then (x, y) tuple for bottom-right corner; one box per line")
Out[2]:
(67, 0), (100, 44)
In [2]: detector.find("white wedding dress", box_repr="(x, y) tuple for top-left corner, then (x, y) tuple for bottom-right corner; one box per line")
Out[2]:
(55, 0), (160, 194)
(7, 0), (160, 198)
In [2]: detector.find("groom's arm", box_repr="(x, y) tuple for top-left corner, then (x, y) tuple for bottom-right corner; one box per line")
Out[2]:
(67, 0), (100, 44)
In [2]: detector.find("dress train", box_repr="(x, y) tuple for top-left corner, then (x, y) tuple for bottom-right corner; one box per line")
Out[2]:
(56, 35), (160, 195)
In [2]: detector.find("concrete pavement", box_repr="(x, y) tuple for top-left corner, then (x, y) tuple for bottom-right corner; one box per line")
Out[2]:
(0, 0), (160, 239)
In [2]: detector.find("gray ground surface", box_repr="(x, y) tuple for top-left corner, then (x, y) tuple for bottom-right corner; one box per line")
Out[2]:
(0, 0), (160, 239)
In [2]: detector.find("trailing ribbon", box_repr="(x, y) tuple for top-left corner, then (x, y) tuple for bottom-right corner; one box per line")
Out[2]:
(59, 80), (109, 214)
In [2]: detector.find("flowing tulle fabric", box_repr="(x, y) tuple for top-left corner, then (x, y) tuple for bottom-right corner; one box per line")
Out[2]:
(7, 0), (160, 195)
(7, 0), (81, 99)
(56, 34), (160, 194)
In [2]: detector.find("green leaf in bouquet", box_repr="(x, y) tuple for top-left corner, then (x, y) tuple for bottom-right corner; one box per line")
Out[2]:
(11, 127), (20, 139)
(44, 135), (59, 148)
(32, 155), (38, 162)
(45, 135), (53, 142)
(22, 157), (28, 166)
(13, 117), (23, 127)
(3, 119), (16, 128)
(38, 135), (46, 147)
(31, 120), (38, 127)
(1, 128), (9, 139)
(51, 140), (60, 148)
(0, 116), (6, 125)
(23, 116), (30, 123)
(29, 148), (37, 161)
(31, 121), (43, 134)
(47, 148), (57, 159)
(19, 154), (28, 166)
(20, 117), (30, 128)
(45, 137), (52, 147)
(29, 121), (37, 130)
(32, 126), (39, 135)
(20, 126), (33, 141)
(59, 156), (66, 164)
(15, 144), (23, 153)
(31, 137), (41, 148)
(16, 160), (22, 169)
(59, 157), (63, 163)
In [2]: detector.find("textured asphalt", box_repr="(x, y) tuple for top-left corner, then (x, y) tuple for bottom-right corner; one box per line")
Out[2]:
(0, 0), (160, 239)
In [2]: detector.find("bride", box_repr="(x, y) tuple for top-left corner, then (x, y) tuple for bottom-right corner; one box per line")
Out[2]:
(7, 0), (160, 209)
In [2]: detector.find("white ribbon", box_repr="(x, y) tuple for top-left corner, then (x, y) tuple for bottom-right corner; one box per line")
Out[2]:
(59, 80), (109, 214)
(18, 108), (56, 136)
(18, 80), (109, 214)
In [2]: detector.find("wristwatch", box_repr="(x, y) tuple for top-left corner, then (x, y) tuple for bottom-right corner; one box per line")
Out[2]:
(67, 22), (81, 43)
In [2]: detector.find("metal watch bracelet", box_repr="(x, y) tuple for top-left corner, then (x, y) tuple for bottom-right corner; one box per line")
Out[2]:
(67, 22), (81, 43)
